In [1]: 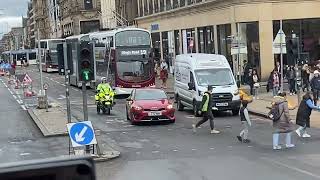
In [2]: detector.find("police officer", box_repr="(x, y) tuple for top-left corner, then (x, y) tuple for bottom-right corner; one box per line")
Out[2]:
(95, 77), (115, 103)
(192, 85), (220, 134)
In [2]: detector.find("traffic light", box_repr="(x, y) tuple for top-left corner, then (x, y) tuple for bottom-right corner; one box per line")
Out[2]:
(78, 41), (94, 82)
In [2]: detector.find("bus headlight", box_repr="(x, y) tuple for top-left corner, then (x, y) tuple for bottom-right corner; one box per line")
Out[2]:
(233, 89), (239, 95)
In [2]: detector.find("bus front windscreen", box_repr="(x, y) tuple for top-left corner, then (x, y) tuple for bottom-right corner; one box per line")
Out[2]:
(115, 30), (150, 47)
(116, 60), (152, 82)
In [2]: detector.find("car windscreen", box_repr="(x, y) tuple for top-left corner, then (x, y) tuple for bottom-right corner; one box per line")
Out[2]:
(195, 68), (235, 86)
(135, 90), (167, 100)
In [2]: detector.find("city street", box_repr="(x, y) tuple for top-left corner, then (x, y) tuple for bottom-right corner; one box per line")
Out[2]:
(2, 66), (320, 179)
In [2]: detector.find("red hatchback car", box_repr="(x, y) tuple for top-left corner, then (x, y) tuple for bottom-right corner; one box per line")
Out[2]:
(126, 88), (175, 124)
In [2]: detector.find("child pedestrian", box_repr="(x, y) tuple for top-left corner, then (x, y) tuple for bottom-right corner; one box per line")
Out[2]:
(237, 100), (252, 143)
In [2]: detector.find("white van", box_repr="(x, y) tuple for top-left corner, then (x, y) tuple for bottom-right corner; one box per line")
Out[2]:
(174, 53), (241, 116)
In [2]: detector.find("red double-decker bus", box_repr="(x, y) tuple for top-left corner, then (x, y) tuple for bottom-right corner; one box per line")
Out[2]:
(91, 28), (155, 95)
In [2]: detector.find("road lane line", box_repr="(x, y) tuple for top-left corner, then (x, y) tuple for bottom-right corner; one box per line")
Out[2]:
(21, 105), (27, 110)
(261, 157), (320, 179)
(4, 84), (7, 88)
(13, 95), (17, 99)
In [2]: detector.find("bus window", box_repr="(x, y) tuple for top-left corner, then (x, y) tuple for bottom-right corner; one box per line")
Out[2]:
(40, 42), (47, 49)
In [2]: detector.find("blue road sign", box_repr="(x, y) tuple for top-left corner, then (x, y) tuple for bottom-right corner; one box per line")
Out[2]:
(67, 121), (97, 147)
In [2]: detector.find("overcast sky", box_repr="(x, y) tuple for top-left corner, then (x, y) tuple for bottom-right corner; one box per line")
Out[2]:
(0, 0), (29, 37)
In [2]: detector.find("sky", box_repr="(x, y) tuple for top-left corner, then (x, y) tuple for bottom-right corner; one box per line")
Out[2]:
(0, 0), (29, 37)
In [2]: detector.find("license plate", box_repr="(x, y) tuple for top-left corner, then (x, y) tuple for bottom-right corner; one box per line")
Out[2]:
(148, 111), (162, 116)
(216, 103), (228, 107)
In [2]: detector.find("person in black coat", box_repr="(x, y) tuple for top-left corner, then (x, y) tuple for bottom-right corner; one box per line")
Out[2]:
(310, 70), (320, 105)
(295, 92), (320, 138)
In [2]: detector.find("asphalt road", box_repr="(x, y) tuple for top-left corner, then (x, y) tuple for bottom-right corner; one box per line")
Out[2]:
(0, 75), (68, 163)
(3, 66), (320, 180)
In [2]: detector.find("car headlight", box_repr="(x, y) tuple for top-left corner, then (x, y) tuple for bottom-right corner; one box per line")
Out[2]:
(132, 106), (143, 111)
(167, 104), (173, 109)
(233, 89), (239, 95)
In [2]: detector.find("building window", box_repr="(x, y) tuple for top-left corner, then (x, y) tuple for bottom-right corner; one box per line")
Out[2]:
(274, 19), (320, 66)
(173, 0), (179, 8)
(180, 0), (185, 7)
(185, 28), (196, 53)
(166, 0), (171, 10)
(152, 33), (161, 61)
(149, 0), (153, 14)
(144, 0), (149, 15)
(84, 0), (93, 10)
(154, 0), (159, 13)
(160, 0), (164, 12)
(238, 22), (260, 78)
(198, 26), (214, 54)
(217, 24), (232, 68)
(139, 0), (143, 16)
(174, 30), (180, 55)
(162, 31), (169, 58)
(187, 0), (194, 5)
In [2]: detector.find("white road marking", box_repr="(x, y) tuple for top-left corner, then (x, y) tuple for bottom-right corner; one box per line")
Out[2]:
(20, 153), (31, 156)
(72, 88), (80, 91)
(122, 132), (127, 134)
(13, 95), (17, 99)
(261, 157), (320, 179)
(4, 84), (7, 88)
(61, 84), (66, 86)
(210, 147), (215, 150)
(191, 149), (197, 151)
(152, 151), (160, 153)
(173, 149), (178, 152)
(17, 95), (21, 99)
(21, 105), (27, 110)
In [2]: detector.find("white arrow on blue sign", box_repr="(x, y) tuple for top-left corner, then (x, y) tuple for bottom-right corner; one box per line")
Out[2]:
(67, 121), (97, 147)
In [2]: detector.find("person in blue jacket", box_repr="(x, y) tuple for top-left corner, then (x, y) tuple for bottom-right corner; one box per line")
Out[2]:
(295, 92), (320, 138)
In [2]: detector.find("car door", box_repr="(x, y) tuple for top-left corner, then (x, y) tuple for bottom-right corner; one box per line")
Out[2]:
(185, 71), (195, 105)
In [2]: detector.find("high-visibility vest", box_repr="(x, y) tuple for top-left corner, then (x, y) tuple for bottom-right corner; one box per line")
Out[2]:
(201, 93), (210, 112)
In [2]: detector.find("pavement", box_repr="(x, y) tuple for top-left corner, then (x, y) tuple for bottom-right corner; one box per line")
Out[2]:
(155, 74), (174, 94)
(5, 66), (320, 179)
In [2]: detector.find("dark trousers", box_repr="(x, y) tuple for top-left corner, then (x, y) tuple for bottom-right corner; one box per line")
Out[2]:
(196, 111), (214, 130)
(313, 90), (320, 106)
(303, 81), (310, 92)
(250, 85), (254, 95)
(289, 79), (296, 93)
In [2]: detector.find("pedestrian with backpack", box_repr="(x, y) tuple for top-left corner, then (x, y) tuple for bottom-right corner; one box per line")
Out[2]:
(237, 100), (252, 143)
(295, 92), (320, 138)
(269, 92), (295, 150)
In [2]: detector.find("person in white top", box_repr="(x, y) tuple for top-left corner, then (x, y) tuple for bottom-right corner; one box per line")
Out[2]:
(160, 59), (168, 88)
